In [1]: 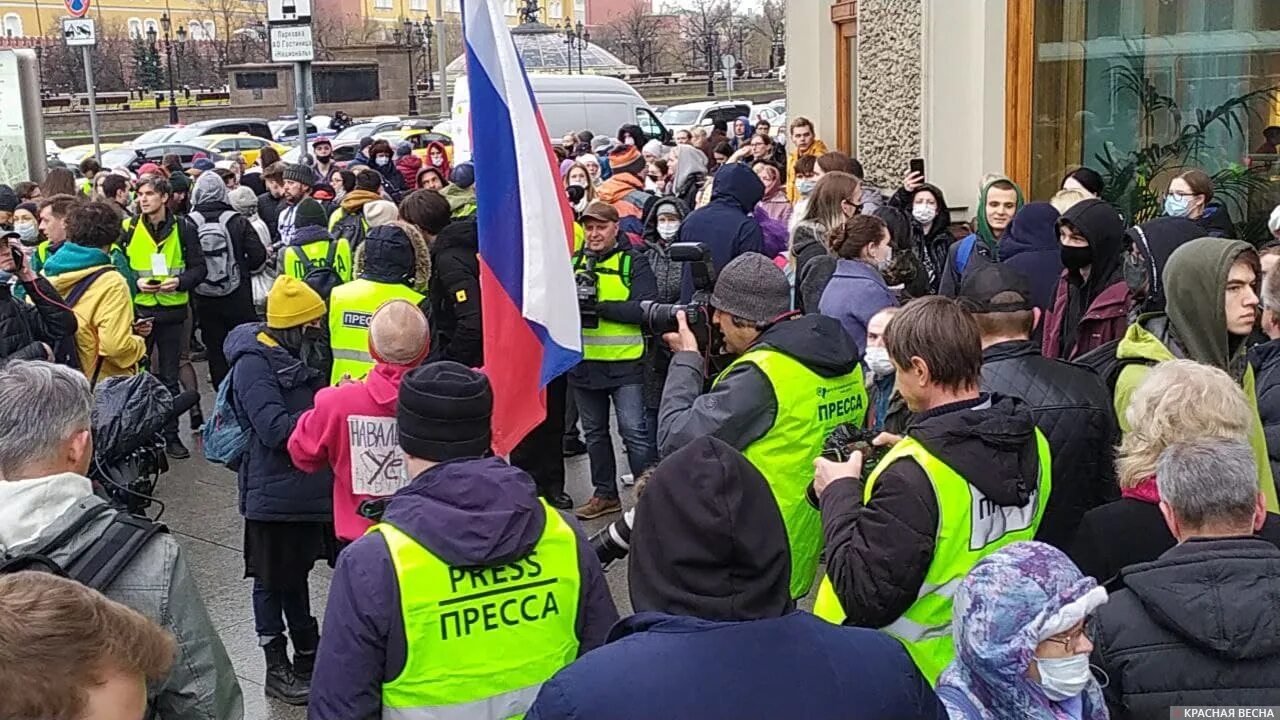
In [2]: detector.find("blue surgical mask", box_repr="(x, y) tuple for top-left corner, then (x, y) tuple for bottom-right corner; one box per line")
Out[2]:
(13, 222), (37, 245)
(375, 156), (391, 167)
(796, 179), (816, 197)
(1164, 194), (1192, 218)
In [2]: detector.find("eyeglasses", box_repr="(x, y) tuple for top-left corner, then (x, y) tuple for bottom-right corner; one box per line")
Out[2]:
(1168, 190), (1198, 198)
(1043, 625), (1089, 654)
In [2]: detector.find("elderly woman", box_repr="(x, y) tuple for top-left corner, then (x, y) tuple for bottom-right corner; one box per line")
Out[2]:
(668, 144), (707, 210)
(936, 542), (1109, 720)
(1070, 359), (1280, 581)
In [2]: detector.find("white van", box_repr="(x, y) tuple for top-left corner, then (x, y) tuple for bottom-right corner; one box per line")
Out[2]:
(450, 74), (670, 163)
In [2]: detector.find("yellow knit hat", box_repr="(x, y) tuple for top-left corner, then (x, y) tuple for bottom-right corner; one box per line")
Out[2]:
(266, 276), (326, 329)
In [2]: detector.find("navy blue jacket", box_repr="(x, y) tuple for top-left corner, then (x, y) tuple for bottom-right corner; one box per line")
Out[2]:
(677, 163), (765, 301)
(998, 202), (1063, 311)
(527, 612), (947, 720)
(226, 323), (332, 522)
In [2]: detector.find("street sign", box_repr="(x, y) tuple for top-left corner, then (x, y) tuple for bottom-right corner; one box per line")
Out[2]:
(62, 17), (96, 47)
(64, 0), (90, 19)
(270, 24), (314, 62)
(268, 0), (312, 24)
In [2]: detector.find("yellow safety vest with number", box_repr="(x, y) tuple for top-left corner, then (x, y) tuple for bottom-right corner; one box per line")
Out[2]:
(713, 346), (867, 599)
(327, 279), (425, 385)
(123, 217), (188, 307)
(283, 239), (353, 284)
(812, 432), (1051, 683)
(372, 501), (581, 720)
(573, 249), (643, 362)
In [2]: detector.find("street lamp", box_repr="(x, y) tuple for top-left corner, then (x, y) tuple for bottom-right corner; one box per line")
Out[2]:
(563, 20), (587, 75)
(174, 25), (187, 97)
(396, 18), (430, 116)
(159, 13), (178, 124)
(704, 27), (716, 97)
(422, 15), (434, 92)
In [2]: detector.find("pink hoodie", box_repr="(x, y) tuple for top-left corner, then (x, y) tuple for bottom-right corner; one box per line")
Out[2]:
(288, 362), (414, 541)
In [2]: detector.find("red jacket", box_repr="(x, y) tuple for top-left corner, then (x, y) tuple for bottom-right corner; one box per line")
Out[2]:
(1041, 273), (1131, 361)
(396, 154), (423, 191)
(288, 362), (413, 541)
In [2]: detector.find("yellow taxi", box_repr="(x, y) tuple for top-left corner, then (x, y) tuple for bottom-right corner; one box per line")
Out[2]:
(373, 128), (454, 164)
(194, 134), (287, 166)
(57, 143), (125, 166)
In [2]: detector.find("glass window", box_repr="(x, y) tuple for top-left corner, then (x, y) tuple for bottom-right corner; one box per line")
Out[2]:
(1030, 0), (1280, 231)
(636, 108), (664, 141)
(128, 18), (143, 39)
(3, 14), (22, 38)
(204, 21), (215, 39)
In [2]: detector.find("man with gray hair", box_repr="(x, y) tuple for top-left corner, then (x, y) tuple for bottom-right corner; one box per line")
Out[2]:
(0, 361), (244, 719)
(1250, 263), (1280, 480)
(1091, 438), (1280, 714)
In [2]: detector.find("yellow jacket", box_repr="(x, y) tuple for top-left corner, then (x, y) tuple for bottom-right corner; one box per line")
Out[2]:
(46, 265), (147, 380)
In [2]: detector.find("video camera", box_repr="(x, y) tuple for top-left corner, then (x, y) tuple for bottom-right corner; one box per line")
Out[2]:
(639, 242), (716, 346)
(575, 254), (599, 329)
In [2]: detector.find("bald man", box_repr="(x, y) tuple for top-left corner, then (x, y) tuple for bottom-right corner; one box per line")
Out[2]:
(289, 300), (431, 543)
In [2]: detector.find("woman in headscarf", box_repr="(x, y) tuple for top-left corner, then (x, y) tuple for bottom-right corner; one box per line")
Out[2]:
(423, 141), (451, 182)
(730, 116), (753, 149)
(668, 144), (708, 211)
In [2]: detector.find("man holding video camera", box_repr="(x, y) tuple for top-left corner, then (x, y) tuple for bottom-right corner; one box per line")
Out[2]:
(570, 201), (657, 521)
(657, 253), (865, 599)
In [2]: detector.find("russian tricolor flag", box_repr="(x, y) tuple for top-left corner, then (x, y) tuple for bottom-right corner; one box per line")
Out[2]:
(464, 0), (582, 455)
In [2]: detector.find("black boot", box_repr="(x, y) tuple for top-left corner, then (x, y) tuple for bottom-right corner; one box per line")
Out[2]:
(165, 435), (190, 460)
(291, 621), (320, 683)
(262, 636), (309, 706)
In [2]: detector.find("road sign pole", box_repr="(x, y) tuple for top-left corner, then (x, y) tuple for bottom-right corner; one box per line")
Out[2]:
(293, 60), (310, 160)
(80, 44), (100, 162)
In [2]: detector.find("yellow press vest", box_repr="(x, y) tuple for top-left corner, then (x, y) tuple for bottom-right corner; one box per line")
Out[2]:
(573, 249), (643, 362)
(283, 238), (353, 283)
(123, 217), (188, 307)
(812, 432), (1052, 683)
(373, 502), (581, 720)
(326, 279), (426, 385)
(713, 346), (867, 599)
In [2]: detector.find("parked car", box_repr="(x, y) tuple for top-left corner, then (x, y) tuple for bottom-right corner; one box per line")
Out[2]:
(194, 134), (287, 166)
(99, 143), (225, 172)
(131, 127), (183, 147)
(270, 115), (337, 143)
(374, 129), (454, 162)
(660, 100), (752, 134)
(166, 117), (273, 143)
(57, 143), (126, 166)
(450, 74), (668, 163)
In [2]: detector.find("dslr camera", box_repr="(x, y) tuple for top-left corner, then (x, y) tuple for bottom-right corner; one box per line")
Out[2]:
(639, 243), (716, 343)
(805, 423), (892, 509)
(575, 255), (599, 329)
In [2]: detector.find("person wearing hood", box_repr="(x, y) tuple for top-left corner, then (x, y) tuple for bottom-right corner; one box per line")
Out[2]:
(309, 361), (618, 719)
(962, 264), (1118, 551)
(752, 159), (792, 258)
(889, 173), (953, 294)
(817, 214), (898, 357)
(228, 185), (276, 319)
(366, 139), (407, 199)
(43, 202), (146, 378)
(1120, 215), (1204, 322)
(124, 175), (206, 459)
(289, 300), (430, 542)
(617, 123), (646, 148)
(326, 224), (430, 385)
(527, 437), (947, 720)
(329, 170), (383, 251)
(676, 162), (764, 301)
(1041, 198), (1129, 361)
(936, 542), (1109, 719)
(394, 142), (423, 191)
(660, 254), (865, 599)
(997, 202), (1063, 312)
(730, 115), (753, 149)
(668, 143), (707, 210)
(225, 276), (337, 706)
(639, 197), (689, 449)
(189, 171), (267, 388)
(1091, 438), (1280, 714)
(1165, 168), (1236, 238)
(1113, 237), (1278, 511)
(279, 197), (353, 285)
(440, 161), (477, 218)
(811, 296), (1051, 683)
(938, 176), (1024, 297)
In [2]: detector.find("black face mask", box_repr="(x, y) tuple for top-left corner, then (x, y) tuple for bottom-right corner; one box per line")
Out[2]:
(315, 151), (331, 160)
(1060, 244), (1093, 271)
(1123, 252), (1149, 297)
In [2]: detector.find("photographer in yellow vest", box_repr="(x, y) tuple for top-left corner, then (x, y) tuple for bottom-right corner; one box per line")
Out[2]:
(810, 296), (1051, 683)
(326, 224), (431, 384)
(658, 252), (865, 600)
(124, 175), (207, 459)
(309, 362), (618, 719)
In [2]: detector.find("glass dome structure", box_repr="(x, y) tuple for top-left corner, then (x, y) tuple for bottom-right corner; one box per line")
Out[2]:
(446, 20), (636, 77)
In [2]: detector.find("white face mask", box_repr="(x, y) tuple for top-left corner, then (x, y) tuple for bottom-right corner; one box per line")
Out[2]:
(644, 177), (659, 192)
(570, 179), (589, 189)
(796, 179), (816, 197)
(1036, 654), (1092, 702)
(375, 156), (391, 167)
(657, 220), (680, 240)
(624, 137), (636, 146)
(13, 222), (37, 245)
(912, 204), (937, 225)
(573, 197), (588, 213)
(864, 345), (894, 377)
(875, 244), (893, 271)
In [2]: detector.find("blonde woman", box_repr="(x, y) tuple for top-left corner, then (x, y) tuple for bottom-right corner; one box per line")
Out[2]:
(1070, 360), (1279, 580)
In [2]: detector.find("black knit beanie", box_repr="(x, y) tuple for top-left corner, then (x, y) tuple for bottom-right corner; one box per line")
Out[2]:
(398, 361), (493, 461)
(294, 198), (328, 229)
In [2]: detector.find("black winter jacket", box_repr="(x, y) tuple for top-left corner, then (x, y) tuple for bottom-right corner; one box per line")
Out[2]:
(979, 340), (1118, 549)
(428, 218), (482, 368)
(0, 278), (75, 361)
(191, 200), (268, 305)
(257, 191), (284, 245)
(820, 393), (1043, 628)
(1091, 537), (1280, 718)
(1250, 338), (1280, 481)
(888, 184), (953, 295)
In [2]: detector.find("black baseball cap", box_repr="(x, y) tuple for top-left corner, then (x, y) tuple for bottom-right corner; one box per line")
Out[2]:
(958, 263), (1035, 313)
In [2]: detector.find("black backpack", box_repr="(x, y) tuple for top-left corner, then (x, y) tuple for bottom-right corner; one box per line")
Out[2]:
(53, 267), (117, 385)
(1071, 338), (1155, 392)
(0, 502), (168, 591)
(297, 241), (344, 302)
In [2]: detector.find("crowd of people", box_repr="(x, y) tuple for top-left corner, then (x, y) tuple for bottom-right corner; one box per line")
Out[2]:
(0, 111), (1279, 720)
